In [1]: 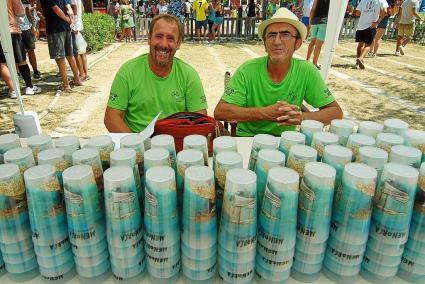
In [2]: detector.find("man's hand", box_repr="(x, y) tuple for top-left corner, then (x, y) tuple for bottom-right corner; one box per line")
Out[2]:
(275, 101), (302, 126)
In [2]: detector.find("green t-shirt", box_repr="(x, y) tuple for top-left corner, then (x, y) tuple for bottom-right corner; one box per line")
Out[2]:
(221, 56), (335, 137)
(108, 54), (208, 132)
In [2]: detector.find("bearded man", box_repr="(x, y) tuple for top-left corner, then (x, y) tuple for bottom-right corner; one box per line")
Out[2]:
(104, 14), (207, 133)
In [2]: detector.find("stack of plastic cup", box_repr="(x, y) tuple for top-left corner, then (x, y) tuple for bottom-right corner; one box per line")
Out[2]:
(323, 163), (377, 283)
(151, 134), (177, 175)
(397, 163), (425, 283)
(54, 136), (81, 164)
(144, 166), (180, 281)
(358, 121), (384, 139)
(27, 134), (53, 164)
(144, 148), (171, 174)
(214, 151), (243, 224)
(356, 146), (388, 181)
(255, 149), (285, 209)
(110, 148), (143, 207)
(346, 133), (376, 161)
(322, 145), (352, 190)
(0, 133), (21, 163)
(404, 129), (425, 163)
(256, 167), (299, 283)
(300, 120), (323, 146)
(38, 148), (70, 189)
(376, 132), (404, 154)
(176, 149), (204, 217)
(389, 145), (422, 169)
(311, 132), (339, 161)
(0, 163), (38, 279)
(181, 166), (217, 282)
(279, 131), (305, 165)
(213, 136), (237, 169)
(287, 145), (317, 178)
(85, 135), (114, 171)
(3, 147), (35, 174)
(104, 166), (145, 280)
(248, 134), (278, 171)
(293, 162), (335, 282)
(120, 133), (145, 190)
(183, 135), (209, 166)
(0, 252), (4, 275)
(383, 118), (409, 135)
(62, 165), (109, 279)
(72, 148), (105, 213)
(330, 119), (355, 146)
(362, 163), (419, 283)
(218, 168), (257, 284)
(24, 164), (75, 281)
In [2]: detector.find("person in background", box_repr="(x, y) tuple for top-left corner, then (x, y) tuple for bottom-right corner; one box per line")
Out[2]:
(193, 0), (209, 42)
(395, 0), (423, 55)
(20, 1), (42, 79)
(301, 0), (313, 28)
(168, 0), (185, 22)
(157, 0), (169, 14)
(71, 0), (89, 81)
(29, 0), (41, 40)
(267, 0), (280, 19)
(184, 0), (191, 19)
(306, 0), (330, 69)
(353, 0), (388, 69)
(212, 0), (224, 41)
(7, 0), (42, 95)
(208, 0), (216, 40)
(0, 43), (18, 98)
(370, 0), (393, 57)
(119, 0), (136, 42)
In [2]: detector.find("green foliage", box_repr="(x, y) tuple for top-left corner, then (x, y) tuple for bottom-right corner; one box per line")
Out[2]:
(82, 13), (115, 52)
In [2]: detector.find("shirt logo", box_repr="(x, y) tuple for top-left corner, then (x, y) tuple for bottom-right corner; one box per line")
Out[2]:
(109, 92), (118, 102)
(324, 88), (332, 97)
(171, 90), (184, 102)
(224, 86), (235, 96)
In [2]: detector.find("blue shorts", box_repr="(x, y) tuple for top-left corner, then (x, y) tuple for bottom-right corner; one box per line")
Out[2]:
(310, 24), (327, 41)
(214, 16), (224, 25)
(301, 16), (309, 27)
(195, 20), (207, 29)
(377, 16), (389, 29)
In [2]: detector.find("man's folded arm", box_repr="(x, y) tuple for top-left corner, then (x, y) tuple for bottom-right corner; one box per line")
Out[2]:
(301, 101), (343, 125)
(104, 107), (133, 133)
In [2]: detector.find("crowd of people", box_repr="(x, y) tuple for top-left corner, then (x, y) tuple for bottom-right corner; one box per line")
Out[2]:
(1, 0), (90, 98)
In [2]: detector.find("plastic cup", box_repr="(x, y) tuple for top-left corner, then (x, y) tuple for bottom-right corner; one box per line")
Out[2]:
(3, 147), (35, 174)
(84, 135), (114, 170)
(404, 129), (425, 163)
(301, 120), (324, 146)
(55, 135), (81, 163)
(183, 135), (209, 166)
(120, 133), (145, 187)
(311, 131), (339, 160)
(389, 145), (422, 168)
(383, 118), (409, 135)
(151, 134), (177, 172)
(144, 148), (171, 174)
(358, 121), (384, 138)
(356, 146), (388, 181)
(287, 145), (317, 178)
(0, 133), (21, 163)
(213, 136), (237, 167)
(27, 134), (53, 163)
(330, 119), (355, 146)
(322, 144), (352, 190)
(346, 133), (375, 161)
(247, 134), (278, 171)
(376, 132), (404, 153)
(279, 131), (305, 165)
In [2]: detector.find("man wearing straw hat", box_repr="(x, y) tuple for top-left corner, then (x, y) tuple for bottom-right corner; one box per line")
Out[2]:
(214, 7), (342, 137)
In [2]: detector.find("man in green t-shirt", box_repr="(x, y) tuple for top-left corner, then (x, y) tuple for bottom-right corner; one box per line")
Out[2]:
(214, 8), (342, 137)
(104, 14), (207, 133)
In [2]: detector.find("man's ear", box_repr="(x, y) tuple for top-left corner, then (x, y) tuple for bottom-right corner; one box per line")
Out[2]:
(294, 38), (302, 50)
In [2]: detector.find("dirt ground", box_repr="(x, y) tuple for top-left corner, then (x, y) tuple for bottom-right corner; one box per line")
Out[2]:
(1, 38), (424, 136)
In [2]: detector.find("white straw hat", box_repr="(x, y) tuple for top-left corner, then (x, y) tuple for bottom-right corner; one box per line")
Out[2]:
(258, 7), (307, 41)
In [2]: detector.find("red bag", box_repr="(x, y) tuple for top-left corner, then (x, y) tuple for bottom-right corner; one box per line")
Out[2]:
(154, 112), (226, 156)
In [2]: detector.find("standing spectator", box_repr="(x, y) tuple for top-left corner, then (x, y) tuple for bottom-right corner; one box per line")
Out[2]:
(157, 0), (169, 14)
(353, 0), (388, 69)
(267, 0), (280, 19)
(370, 1), (393, 57)
(184, 0), (191, 19)
(71, 0), (89, 81)
(306, 0), (330, 69)
(301, 0), (313, 27)
(7, 0), (41, 95)
(0, 44), (17, 98)
(212, 0), (224, 41)
(119, 0), (136, 42)
(395, 0), (423, 55)
(168, 0), (185, 22)
(19, 3), (42, 79)
(40, 0), (82, 91)
(246, 0), (256, 34)
(208, 0), (216, 40)
(29, 0), (41, 40)
(192, 0), (209, 42)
